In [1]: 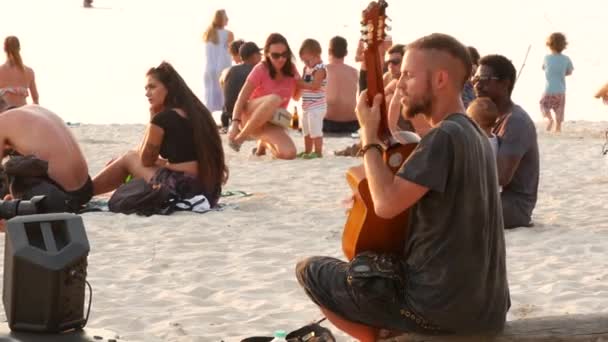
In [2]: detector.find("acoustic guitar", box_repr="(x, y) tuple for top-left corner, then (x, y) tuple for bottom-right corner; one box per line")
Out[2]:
(341, 0), (419, 260)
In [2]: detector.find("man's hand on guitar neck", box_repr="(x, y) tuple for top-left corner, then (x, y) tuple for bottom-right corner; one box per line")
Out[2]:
(356, 90), (383, 146)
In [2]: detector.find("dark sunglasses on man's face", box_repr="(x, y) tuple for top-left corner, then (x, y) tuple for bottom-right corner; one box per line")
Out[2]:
(270, 51), (289, 60)
(387, 58), (402, 65)
(472, 75), (501, 84)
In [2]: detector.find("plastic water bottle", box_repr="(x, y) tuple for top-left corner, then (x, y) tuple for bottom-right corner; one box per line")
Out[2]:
(270, 329), (287, 342)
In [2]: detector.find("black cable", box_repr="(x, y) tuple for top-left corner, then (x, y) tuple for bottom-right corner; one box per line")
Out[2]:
(84, 280), (93, 327)
(69, 270), (93, 327)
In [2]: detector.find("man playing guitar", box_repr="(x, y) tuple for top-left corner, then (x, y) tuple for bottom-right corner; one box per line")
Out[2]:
(296, 33), (510, 341)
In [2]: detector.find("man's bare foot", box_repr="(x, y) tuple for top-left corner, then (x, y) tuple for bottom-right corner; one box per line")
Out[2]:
(546, 118), (554, 132)
(555, 122), (562, 133)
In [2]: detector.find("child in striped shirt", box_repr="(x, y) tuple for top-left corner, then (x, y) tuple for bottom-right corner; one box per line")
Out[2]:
(298, 39), (327, 158)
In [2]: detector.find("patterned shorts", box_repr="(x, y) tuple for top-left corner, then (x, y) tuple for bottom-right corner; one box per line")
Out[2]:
(295, 253), (444, 334)
(539, 93), (566, 121)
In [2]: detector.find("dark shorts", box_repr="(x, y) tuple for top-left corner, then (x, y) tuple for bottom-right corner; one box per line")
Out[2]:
(64, 176), (93, 208)
(323, 119), (360, 134)
(20, 176), (93, 212)
(296, 253), (443, 334)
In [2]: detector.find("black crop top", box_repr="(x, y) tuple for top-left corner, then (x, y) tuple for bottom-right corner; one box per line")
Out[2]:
(150, 109), (197, 163)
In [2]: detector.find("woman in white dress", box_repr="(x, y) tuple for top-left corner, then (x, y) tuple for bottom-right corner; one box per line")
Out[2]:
(202, 9), (234, 112)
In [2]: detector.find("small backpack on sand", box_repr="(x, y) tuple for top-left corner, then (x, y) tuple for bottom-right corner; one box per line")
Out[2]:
(108, 178), (174, 216)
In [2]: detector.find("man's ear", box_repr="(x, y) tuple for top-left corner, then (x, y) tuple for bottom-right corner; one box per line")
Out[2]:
(434, 69), (450, 90)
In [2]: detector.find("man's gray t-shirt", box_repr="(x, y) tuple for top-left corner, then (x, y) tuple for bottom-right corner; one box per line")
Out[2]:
(493, 104), (539, 227)
(397, 113), (510, 333)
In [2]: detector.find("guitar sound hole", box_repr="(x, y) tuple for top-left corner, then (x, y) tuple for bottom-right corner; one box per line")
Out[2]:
(389, 153), (403, 168)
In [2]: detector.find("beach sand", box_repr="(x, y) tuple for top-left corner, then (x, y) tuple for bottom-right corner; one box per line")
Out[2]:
(1, 121), (608, 341)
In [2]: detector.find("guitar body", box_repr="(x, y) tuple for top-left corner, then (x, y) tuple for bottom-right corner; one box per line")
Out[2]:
(342, 142), (417, 260)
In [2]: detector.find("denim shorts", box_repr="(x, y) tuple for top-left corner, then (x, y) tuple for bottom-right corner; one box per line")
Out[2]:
(296, 252), (443, 334)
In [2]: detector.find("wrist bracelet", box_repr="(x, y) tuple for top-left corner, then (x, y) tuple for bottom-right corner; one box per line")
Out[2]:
(361, 143), (383, 155)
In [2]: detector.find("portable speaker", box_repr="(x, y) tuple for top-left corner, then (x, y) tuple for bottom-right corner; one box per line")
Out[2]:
(3, 213), (90, 332)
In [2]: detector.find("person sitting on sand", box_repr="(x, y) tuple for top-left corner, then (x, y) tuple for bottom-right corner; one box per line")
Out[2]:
(228, 33), (300, 159)
(462, 46), (480, 109)
(474, 54), (539, 229)
(323, 36), (359, 134)
(0, 36), (39, 107)
(297, 33), (510, 342)
(383, 44), (406, 88)
(92, 61), (228, 207)
(0, 97), (92, 218)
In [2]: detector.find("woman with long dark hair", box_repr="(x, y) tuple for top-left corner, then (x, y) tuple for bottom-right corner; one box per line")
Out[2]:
(93, 62), (228, 207)
(228, 33), (300, 159)
(0, 36), (39, 107)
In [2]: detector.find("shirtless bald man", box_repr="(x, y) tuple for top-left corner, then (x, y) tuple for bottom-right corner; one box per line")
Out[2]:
(0, 98), (92, 212)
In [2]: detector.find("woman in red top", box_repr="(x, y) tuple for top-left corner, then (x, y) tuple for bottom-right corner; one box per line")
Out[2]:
(228, 33), (300, 159)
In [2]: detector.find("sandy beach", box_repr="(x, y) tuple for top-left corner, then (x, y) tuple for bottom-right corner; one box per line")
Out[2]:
(0, 120), (606, 341)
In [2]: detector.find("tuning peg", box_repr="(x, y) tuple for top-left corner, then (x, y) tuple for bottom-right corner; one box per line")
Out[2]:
(386, 16), (392, 22)
(386, 25), (392, 31)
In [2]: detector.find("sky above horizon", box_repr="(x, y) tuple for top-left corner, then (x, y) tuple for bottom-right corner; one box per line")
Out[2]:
(2, 0), (607, 123)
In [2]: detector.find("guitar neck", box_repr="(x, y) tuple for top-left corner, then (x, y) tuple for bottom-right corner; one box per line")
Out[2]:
(365, 45), (391, 143)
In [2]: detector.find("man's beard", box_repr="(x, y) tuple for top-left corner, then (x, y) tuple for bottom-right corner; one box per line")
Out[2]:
(404, 95), (432, 119)
(402, 78), (433, 119)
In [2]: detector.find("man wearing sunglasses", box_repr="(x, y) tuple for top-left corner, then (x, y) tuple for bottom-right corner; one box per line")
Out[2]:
(474, 55), (539, 229)
(383, 44), (406, 88)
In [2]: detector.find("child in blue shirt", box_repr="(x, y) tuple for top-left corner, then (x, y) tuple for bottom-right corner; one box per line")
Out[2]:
(540, 32), (573, 133)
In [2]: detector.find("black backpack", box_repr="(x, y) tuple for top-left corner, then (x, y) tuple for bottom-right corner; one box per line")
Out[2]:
(108, 178), (174, 216)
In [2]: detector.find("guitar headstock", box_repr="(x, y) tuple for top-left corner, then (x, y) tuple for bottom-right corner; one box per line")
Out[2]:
(360, 0), (390, 50)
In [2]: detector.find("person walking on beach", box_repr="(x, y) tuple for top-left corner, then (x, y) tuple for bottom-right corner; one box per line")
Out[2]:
(93, 62), (228, 207)
(0, 36), (39, 108)
(297, 33), (510, 341)
(474, 54), (539, 229)
(540, 32), (573, 133)
(202, 9), (234, 112)
(228, 33), (300, 160)
(297, 39), (327, 158)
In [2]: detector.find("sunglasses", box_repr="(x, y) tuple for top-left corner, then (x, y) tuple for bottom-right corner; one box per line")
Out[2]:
(472, 75), (501, 84)
(269, 51), (290, 60)
(387, 58), (402, 65)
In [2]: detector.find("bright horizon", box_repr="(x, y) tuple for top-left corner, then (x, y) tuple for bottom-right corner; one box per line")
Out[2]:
(2, 0), (607, 124)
